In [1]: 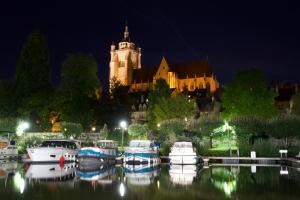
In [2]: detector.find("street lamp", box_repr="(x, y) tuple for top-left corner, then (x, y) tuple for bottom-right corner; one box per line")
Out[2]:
(16, 121), (30, 137)
(120, 120), (127, 148)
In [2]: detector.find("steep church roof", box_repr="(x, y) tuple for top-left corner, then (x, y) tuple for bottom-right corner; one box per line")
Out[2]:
(132, 67), (157, 83)
(166, 59), (213, 79)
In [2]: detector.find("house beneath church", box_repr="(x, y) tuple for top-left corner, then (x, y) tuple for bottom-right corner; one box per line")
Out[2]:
(109, 25), (221, 122)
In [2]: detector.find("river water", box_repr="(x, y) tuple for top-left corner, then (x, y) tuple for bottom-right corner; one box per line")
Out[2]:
(0, 161), (300, 200)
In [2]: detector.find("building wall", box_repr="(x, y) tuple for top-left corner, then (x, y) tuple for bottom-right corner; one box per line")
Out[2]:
(109, 43), (140, 86)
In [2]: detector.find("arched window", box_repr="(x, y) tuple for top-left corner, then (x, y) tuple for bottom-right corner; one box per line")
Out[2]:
(206, 82), (210, 91)
(199, 82), (203, 89)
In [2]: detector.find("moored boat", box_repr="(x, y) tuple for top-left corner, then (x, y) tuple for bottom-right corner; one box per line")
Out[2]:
(0, 137), (18, 160)
(78, 140), (117, 165)
(169, 142), (199, 165)
(124, 140), (160, 165)
(26, 139), (81, 163)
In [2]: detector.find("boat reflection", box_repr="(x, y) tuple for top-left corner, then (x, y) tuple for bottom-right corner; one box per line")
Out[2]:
(124, 164), (159, 186)
(169, 164), (198, 185)
(25, 162), (76, 181)
(77, 164), (117, 185)
(0, 160), (18, 179)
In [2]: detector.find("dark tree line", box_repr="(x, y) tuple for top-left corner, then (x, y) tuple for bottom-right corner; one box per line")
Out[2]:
(0, 31), (130, 132)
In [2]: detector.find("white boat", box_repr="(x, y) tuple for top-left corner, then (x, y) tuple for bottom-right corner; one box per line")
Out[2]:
(169, 164), (197, 185)
(78, 140), (117, 165)
(26, 139), (81, 163)
(124, 140), (160, 165)
(169, 142), (199, 165)
(0, 137), (18, 160)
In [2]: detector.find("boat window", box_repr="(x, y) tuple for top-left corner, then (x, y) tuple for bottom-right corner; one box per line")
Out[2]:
(174, 143), (192, 148)
(41, 141), (77, 148)
(129, 141), (151, 148)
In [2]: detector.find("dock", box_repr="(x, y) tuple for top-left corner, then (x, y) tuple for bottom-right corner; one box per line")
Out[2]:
(160, 156), (300, 167)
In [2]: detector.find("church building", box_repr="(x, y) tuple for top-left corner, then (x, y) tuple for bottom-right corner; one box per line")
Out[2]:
(109, 24), (220, 122)
(109, 25), (219, 94)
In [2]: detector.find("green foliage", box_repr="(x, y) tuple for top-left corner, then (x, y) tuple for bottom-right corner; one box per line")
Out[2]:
(291, 92), (300, 115)
(147, 79), (196, 128)
(61, 53), (100, 96)
(61, 122), (83, 138)
(55, 53), (101, 129)
(106, 130), (129, 146)
(252, 140), (279, 157)
(222, 69), (277, 119)
(15, 30), (51, 96)
(13, 31), (52, 131)
(268, 115), (300, 139)
(100, 124), (109, 139)
(128, 123), (148, 139)
(0, 118), (18, 132)
(0, 81), (16, 117)
(153, 93), (196, 122)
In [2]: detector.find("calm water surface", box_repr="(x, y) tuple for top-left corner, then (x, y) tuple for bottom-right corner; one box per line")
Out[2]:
(1, 161), (300, 200)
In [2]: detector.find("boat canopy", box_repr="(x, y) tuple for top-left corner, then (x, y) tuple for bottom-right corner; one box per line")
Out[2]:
(173, 142), (193, 148)
(96, 140), (117, 148)
(129, 140), (152, 148)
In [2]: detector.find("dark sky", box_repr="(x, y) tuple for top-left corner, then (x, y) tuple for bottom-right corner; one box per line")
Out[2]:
(0, 0), (299, 90)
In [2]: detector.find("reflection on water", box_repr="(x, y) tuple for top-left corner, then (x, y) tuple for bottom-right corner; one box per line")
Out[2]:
(124, 164), (159, 186)
(77, 164), (117, 190)
(25, 163), (76, 181)
(0, 162), (300, 200)
(210, 166), (238, 197)
(169, 164), (198, 185)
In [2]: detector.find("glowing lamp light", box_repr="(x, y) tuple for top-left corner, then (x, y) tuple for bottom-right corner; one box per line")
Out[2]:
(13, 172), (25, 194)
(120, 121), (127, 129)
(16, 121), (30, 136)
(119, 182), (125, 197)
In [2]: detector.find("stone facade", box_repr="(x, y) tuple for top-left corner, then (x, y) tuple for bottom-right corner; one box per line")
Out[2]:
(109, 25), (219, 95)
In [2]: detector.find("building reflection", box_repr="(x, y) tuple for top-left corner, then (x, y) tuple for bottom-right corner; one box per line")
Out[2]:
(169, 164), (198, 185)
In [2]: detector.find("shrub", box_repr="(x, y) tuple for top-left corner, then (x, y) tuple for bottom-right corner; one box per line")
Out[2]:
(128, 123), (148, 139)
(0, 118), (19, 132)
(61, 122), (83, 138)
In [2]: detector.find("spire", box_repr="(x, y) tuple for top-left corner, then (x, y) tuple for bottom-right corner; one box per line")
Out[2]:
(123, 21), (130, 42)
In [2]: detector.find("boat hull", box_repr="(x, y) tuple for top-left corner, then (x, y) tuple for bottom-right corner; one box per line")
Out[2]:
(78, 147), (116, 165)
(169, 155), (199, 165)
(26, 147), (78, 163)
(124, 151), (160, 165)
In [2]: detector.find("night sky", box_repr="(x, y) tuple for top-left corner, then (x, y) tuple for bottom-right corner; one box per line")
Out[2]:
(0, 0), (299, 90)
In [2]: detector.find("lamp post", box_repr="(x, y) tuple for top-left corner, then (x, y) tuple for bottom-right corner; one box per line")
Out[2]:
(120, 120), (127, 149)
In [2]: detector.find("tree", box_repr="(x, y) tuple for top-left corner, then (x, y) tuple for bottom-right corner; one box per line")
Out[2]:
(147, 79), (196, 128)
(55, 53), (101, 129)
(128, 123), (148, 139)
(61, 122), (83, 138)
(0, 80), (16, 118)
(15, 30), (51, 96)
(222, 69), (277, 119)
(14, 31), (52, 130)
(291, 92), (300, 115)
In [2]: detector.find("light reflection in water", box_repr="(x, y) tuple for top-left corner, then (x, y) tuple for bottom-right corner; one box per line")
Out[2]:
(210, 166), (238, 197)
(13, 172), (25, 194)
(169, 165), (197, 185)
